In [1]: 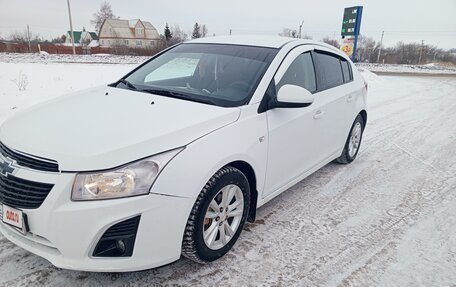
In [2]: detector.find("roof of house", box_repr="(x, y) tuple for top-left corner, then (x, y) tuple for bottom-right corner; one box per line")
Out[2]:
(67, 31), (99, 43)
(101, 19), (160, 39)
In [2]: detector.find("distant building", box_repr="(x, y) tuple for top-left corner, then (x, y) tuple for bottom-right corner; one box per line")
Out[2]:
(98, 19), (160, 49)
(65, 28), (99, 47)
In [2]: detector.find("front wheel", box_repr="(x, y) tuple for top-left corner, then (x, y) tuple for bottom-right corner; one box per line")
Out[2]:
(182, 166), (250, 263)
(336, 114), (364, 164)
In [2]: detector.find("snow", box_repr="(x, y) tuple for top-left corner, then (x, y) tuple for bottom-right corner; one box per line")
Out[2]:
(0, 62), (136, 124)
(357, 62), (456, 75)
(0, 56), (456, 286)
(0, 52), (149, 65)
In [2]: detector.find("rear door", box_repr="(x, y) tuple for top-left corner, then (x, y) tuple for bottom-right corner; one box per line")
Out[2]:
(313, 48), (358, 156)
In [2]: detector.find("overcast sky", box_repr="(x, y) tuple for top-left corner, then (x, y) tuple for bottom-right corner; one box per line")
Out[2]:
(1, 0), (455, 49)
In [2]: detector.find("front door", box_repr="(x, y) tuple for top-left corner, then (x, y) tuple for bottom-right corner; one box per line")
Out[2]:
(263, 46), (328, 198)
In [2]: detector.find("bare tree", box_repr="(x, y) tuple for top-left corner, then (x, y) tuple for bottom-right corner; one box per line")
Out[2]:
(167, 25), (188, 45)
(201, 24), (208, 38)
(356, 35), (378, 62)
(322, 37), (340, 49)
(9, 30), (42, 43)
(51, 34), (66, 44)
(394, 42), (423, 64)
(279, 28), (298, 38)
(91, 1), (119, 34)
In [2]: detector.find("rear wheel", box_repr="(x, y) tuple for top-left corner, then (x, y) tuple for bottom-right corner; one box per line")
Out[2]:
(336, 114), (364, 164)
(182, 166), (250, 263)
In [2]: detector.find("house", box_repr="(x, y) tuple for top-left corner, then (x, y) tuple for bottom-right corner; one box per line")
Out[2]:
(98, 19), (160, 48)
(65, 28), (99, 46)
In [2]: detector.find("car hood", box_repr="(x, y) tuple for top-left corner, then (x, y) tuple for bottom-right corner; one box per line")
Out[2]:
(0, 86), (240, 171)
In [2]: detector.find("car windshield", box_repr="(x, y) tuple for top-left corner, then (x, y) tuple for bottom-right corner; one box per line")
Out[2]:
(118, 43), (278, 107)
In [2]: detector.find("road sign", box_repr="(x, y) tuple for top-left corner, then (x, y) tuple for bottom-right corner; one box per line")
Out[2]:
(341, 6), (363, 37)
(341, 6), (363, 62)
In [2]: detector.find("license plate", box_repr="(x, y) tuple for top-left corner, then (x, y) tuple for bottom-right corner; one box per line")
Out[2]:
(1, 204), (26, 234)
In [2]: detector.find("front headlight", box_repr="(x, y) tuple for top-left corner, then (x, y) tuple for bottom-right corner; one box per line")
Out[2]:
(71, 147), (184, 201)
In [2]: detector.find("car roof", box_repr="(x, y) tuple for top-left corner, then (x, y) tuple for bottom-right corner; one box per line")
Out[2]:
(188, 35), (320, 49)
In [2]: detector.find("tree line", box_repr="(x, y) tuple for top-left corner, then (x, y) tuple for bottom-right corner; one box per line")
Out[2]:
(280, 26), (456, 65)
(321, 35), (456, 65)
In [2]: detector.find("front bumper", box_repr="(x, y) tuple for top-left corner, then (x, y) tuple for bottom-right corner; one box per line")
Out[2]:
(0, 168), (193, 272)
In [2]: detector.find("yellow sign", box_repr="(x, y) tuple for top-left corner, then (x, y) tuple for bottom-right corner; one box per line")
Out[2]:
(341, 43), (354, 56)
(340, 38), (355, 57)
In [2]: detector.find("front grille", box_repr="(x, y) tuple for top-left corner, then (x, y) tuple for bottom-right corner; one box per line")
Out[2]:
(0, 174), (54, 209)
(0, 142), (59, 173)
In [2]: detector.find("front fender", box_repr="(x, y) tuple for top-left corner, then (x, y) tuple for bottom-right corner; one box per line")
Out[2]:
(150, 105), (267, 202)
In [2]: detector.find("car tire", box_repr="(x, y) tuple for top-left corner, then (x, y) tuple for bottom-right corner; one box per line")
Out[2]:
(182, 166), (250, 263)
(336, 114), (364, 164)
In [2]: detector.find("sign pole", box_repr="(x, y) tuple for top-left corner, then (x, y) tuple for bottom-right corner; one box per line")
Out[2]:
(352, 34), (358, 62)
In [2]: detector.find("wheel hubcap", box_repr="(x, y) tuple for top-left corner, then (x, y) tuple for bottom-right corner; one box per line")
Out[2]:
(348, 122), (362, 158)
(203, 184), (244, 250)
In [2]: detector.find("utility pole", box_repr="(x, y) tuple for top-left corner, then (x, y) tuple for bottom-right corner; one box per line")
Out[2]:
(298, 20), (304, 39)
(67, 0), (76, 55)
(376, 30), (384, 63)
(26, 25), (31, 53)
(418, 40), (424, 65)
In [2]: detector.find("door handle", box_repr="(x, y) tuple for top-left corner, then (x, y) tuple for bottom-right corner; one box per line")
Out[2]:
(347, 95), (354, 102)
(313, 110), (324, 120)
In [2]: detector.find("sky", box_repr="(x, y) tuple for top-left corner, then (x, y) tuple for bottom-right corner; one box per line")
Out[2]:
(0, 0), (455, 49)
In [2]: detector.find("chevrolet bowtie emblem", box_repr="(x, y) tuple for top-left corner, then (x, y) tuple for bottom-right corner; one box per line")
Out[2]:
(0, 156), (15, 177)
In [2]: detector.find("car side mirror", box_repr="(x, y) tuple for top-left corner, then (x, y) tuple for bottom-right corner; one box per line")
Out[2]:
(273, 84), (314, 108)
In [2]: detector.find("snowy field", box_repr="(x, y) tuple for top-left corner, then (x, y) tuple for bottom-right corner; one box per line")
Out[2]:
(357, 62), (456, 75)
(0, 58), (456, 286)
(0, 52), (148, 65)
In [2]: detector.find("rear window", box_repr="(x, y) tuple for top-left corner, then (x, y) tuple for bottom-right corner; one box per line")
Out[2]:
(316, 51), (344, 89)
(340, 59), (352, 82)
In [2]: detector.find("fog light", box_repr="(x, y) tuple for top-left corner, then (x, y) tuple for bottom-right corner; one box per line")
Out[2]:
(116, 239), (126, 254)
(93, 216), (140, 257)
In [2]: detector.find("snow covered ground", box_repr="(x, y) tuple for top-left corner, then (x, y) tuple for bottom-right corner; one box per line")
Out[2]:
(0, 59), (455, 286)
(357, 62), (456, 75)
(0, 52), (148, 65)
(0, 62), (137, 124)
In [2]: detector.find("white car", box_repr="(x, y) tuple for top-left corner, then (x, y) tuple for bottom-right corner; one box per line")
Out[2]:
(0, 36), (367, 272)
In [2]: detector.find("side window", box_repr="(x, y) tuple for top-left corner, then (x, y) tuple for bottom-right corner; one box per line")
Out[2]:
(340, 59), (352, 82)
(316, 51), (344, 89)
(276, 52), (316, 93)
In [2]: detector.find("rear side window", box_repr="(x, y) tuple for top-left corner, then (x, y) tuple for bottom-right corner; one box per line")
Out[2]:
(276, 52), (316, 93)
(315, 51), (344, 89)
(340, 59), (352, 83)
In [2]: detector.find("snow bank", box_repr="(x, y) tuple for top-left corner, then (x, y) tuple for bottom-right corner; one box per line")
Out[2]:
(358, 68), (383, 85)
(356, 63), (456, 75)
(0, 52), (149, 65)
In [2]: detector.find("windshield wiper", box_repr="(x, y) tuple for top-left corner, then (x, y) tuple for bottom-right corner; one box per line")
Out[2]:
(141, 88), (218, 106)
(118, 78), (138, 90)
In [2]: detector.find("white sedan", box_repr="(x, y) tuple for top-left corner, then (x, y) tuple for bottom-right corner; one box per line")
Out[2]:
(0, 36), (367, 272)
